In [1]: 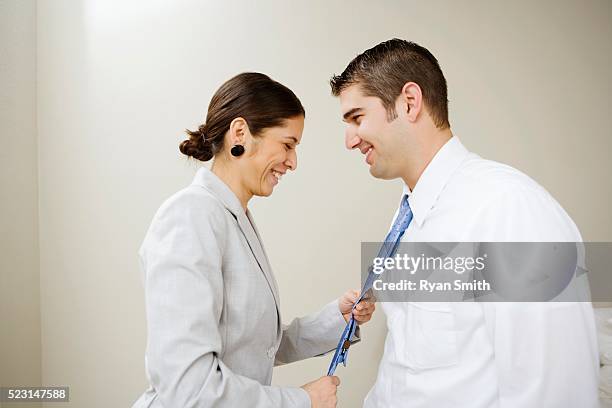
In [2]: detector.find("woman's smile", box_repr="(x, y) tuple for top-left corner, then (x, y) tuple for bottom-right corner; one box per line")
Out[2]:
(268, 168), (285, 187)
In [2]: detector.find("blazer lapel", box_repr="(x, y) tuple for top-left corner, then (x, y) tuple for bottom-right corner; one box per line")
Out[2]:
(245, 209), (280, 303)
(191, 167), (281, 311)
(235, 210), (281, 308)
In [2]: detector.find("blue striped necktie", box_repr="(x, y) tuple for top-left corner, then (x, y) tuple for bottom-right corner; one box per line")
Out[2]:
(327, 194), (413, 376)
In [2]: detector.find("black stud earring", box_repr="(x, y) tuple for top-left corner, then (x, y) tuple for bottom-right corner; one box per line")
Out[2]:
(230, 144), (245, 157)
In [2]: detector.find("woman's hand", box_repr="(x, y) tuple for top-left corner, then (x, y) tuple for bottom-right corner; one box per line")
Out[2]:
(301, 376), (340, 408)
(338, 289), (376, 324)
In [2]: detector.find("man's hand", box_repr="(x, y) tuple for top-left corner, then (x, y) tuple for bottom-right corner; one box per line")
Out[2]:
(339, 289), (376, 324)
(301, 376), (340, 408)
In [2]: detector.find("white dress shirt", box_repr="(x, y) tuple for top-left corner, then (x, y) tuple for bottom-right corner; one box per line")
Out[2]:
(364, 136), (599, 408)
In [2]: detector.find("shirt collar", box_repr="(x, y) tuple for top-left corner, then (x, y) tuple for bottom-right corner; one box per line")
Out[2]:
(402, 136), (470, 227)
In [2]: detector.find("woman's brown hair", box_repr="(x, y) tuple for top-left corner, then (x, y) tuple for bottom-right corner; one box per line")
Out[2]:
(180, 72), (305, 162)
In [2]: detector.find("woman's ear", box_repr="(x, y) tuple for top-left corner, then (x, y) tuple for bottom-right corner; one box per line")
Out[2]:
(228, 117), (249, 147)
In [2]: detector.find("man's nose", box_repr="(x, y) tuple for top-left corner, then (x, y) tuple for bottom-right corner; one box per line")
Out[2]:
(345, 127), (361, 150)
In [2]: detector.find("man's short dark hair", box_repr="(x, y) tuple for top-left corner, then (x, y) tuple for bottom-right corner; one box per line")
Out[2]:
(330, 39), (450, 129)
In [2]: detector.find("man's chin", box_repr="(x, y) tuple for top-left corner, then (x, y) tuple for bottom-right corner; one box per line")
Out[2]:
(369, 165), (393, 180)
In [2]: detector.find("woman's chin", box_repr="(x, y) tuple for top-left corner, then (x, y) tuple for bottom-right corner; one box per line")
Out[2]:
(258, 176), (278, 197)
(256, 183), (275, 197)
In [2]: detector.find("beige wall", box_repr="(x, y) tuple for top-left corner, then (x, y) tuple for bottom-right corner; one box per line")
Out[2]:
(1, 0), (610, 407)
(0, 0), (41, 407)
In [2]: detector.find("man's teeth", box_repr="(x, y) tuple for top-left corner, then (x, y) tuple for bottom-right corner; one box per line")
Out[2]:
(272, 171), (283, 181)
(367, 147), (373, 154)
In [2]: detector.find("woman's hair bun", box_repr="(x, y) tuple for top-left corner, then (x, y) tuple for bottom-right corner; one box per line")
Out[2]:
(179, 124), (214, 162)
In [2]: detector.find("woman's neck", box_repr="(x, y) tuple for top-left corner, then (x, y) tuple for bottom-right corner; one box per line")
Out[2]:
(211, 160), (251, 211)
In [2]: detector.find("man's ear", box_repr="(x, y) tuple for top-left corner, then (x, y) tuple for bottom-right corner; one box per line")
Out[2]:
(228, 117), (249, 146)
(399, 82), (423, 122)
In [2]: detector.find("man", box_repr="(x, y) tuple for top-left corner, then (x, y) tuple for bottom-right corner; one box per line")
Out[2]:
(330, 39), (599, 407)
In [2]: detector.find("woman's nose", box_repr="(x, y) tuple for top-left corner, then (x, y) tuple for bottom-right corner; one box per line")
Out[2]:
(345, 127), (361, 150)
(285, 149), (297, 171)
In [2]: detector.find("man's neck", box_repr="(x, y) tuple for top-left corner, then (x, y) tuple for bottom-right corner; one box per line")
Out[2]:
(401, 127), (453, 191)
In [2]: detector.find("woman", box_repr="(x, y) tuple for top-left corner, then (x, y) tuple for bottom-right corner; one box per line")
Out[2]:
(132, 73), (375, 408)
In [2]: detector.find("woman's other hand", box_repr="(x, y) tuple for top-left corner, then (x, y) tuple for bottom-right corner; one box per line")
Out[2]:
(301, 376), (339, 408)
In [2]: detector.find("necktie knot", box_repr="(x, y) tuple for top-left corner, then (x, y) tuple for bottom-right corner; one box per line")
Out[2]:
(386, 195), (412, 245)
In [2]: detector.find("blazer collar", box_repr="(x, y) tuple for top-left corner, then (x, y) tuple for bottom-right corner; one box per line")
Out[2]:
(403, 136), (471, 227)
(192, 166), (243, 216)
(191, 166), (281, 309)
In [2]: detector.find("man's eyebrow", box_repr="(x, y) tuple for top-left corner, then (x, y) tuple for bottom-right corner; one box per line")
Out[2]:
(343, 108), (363, 121)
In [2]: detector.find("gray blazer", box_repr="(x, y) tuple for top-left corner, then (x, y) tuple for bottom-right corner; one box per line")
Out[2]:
(132, 167), (358, 408)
